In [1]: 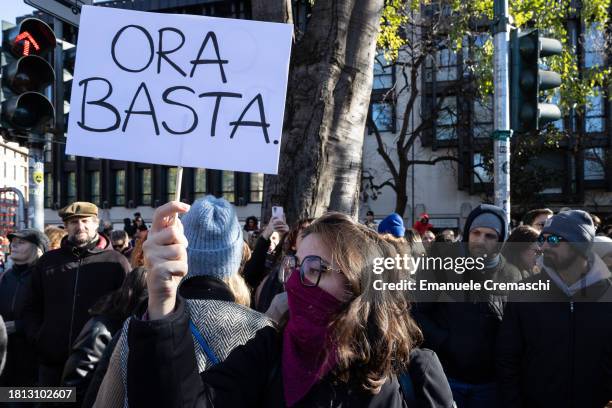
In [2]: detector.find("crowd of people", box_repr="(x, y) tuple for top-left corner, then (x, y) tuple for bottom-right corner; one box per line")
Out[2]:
(0, 197), (611, 407)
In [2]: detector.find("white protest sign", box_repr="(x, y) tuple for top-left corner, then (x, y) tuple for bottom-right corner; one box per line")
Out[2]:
(66, 6), (292, 174)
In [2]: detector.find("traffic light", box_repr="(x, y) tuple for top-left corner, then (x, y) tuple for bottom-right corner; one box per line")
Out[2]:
(1, 18), (56, 131)
(510, 28), (562, 132)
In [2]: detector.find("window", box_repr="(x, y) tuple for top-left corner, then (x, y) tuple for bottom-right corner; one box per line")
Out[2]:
(371, 101), (394, 132)
(113, 170), (126, 206)
(66, 172), (76, 204)
(585, 23), (605, 68)
(426, 46), (458, 82)
(221, 171), (235, 202)
(44, 172), (53, 208)
(370, 52), (395, 134)
(138, 168), (152, 205)
(88, 171), (100, 205)
(250, 173), (264, 203)
(435, 96), (457, 140)
(585, 90), (605, 133)
(194, 168), (207, 199)
(167, 167), (177, 201)
(584, 148), (605, 181)
(473, 153), (492, 183)
(473, 95), (493, 138)
(373, 53), (393, 90)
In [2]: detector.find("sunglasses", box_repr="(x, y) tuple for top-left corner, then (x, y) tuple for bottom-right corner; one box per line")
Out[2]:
(537, 234), (566, 246)
(280, 255), (341, 287)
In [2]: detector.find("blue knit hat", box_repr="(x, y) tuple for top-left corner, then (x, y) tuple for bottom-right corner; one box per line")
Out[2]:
(181, 195), (243, 280)
(378, 213), (405, 238)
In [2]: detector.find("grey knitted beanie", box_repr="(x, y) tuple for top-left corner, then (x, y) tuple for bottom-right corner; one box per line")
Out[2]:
(181, 195), (243, 281)
(541, 210), (596, 258)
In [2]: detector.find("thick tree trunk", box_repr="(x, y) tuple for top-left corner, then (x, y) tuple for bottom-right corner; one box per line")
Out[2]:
(252, 0), (384, 224)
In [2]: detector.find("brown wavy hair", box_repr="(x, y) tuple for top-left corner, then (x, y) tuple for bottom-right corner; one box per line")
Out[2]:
(302, 212), (422, 394)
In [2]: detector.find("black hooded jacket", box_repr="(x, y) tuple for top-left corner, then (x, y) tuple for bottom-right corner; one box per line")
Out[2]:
(413, 204), (522, 384)
(0, 263), (39, 386)
(22, 234), (130, 367)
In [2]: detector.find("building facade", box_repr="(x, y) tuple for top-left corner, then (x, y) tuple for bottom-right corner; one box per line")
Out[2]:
(360, 4), (612, 231)
(27, 0), (611, 230)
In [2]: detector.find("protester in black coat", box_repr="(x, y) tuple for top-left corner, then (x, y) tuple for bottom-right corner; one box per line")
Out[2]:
(413, 204), (522, 407)
(22, 202), (130, 386)
(497, 210), (612, 408)
(61, 267), (147, 406)
(127, 205), (423, 407)
(400, 348), (455, 408)
(0, 229), (48, 388)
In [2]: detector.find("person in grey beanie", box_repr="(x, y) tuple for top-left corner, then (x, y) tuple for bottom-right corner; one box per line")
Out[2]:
(93, 198), (273, 408)
(414, 204), (522, 408)
(0, 229), (49, 389)
(497, 210), (612, 408)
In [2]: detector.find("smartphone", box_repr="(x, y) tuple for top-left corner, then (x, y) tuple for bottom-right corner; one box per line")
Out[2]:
(272, 206), (284, 219)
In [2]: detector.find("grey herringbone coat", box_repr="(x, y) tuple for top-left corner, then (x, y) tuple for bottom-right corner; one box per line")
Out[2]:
(93, 277), (273, 408)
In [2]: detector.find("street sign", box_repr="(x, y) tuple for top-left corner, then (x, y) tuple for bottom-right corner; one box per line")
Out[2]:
(24, 0), (93, 28)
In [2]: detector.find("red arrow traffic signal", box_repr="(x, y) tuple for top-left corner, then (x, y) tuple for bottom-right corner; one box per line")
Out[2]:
(14, 31), (41, 56)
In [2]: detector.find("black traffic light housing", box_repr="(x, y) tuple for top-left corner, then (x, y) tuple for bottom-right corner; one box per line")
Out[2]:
(1, 18), (56, 131)
(510, 28), (563, 132)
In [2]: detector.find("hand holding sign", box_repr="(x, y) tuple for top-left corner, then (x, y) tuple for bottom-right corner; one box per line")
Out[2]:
(144, 200), (190, 320)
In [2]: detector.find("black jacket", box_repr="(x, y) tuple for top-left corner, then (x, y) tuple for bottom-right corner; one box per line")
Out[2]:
(22, 235), (130, 367)
(126, 297), (408, 408)
(496, 267), (612, 408)
(401, 348), (454, 408)
(61, 314), (122, 405)
(0, 263), (39, 386)
(413, 204), (522, 384)
(242, 236), (285, 312)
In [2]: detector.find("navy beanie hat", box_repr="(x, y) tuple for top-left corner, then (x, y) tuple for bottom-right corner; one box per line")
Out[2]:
(378, 213), (405, 238)
(181, 195), (243, 281)
(541, 210), (596, 258)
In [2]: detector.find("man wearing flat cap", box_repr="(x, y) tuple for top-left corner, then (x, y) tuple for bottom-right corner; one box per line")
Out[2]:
(0, 229), (48, 388)
(22, 202), (130, 386)
(497, 210), (612, 408)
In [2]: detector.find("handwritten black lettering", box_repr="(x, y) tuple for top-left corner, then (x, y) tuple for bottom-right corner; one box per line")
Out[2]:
(162, 86), (199, 134)
(229, 94), (270, 143)
(111, 25), (154, 73)
(123, 82), (160, 135)
(77, 77), (120, 132)
(189, 31), (228, 82)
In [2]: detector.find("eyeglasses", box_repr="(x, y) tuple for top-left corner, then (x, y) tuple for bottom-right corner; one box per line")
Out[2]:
(537, 234), (566, 246)
(280, 254), (341, 287)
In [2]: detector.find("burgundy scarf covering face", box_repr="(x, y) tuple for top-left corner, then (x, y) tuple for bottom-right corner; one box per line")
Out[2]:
(282, 271), (344, 406)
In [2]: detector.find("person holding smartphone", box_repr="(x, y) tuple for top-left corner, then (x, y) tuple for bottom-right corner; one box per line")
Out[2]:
(241, 209), (290, 310)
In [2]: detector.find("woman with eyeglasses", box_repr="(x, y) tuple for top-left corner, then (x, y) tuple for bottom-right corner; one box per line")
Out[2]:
(501, 226), (542, 279)
(126, 202), (424, 407)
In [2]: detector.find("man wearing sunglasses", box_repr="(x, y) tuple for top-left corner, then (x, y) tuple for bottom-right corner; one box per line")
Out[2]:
(497, 210), (612, 408)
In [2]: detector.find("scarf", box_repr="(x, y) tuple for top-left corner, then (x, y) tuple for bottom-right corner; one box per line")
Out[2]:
(282, 271), (344, 406)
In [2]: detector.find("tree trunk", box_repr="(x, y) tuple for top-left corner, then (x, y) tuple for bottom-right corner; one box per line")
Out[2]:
(252, 0), (384, 224)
